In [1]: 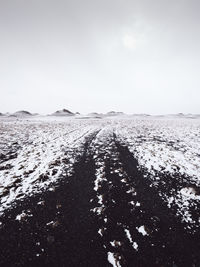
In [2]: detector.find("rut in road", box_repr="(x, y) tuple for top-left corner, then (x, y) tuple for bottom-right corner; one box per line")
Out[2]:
(90, 131), (200, 267)
(0, 131), (109, 267)
(114, 139), (200, 266)
(0, 129), (200, 267)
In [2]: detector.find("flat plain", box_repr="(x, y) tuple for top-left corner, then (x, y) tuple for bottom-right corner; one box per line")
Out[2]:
(0, 115), (200, 267)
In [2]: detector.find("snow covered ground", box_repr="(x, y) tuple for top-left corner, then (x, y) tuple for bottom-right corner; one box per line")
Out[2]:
(0, 115), (200, 266)
(0, 118), (100, 213)
(115, 118), (200, 229)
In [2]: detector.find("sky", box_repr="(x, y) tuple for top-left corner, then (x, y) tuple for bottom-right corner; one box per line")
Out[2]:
(0, 0), (200, 115)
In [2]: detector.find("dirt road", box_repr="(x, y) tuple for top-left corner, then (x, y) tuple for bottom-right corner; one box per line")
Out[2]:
(0, 126), (200, 267)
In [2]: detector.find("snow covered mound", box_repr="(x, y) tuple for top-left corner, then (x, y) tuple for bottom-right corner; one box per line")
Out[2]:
(106, 111), (125, 116)
(86, 112), (103, 118)
(51, 109), (74, 116)
(163, 113), (200, 119)
(11, 111), (33, 117)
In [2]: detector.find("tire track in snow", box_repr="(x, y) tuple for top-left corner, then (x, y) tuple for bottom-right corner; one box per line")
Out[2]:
(0, 130), (111, 267)
(113, 138), (200, 267)
(0, 126), (99, 214)
(91, 131), (200, 266)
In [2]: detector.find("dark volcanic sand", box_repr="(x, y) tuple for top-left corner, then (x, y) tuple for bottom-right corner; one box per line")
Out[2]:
(0, 134), (200, 267)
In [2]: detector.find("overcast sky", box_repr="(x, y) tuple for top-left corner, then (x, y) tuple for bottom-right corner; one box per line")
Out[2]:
(0, 0), (200, 114)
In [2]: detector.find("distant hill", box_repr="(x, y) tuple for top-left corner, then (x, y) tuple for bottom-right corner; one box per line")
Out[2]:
(106, 111), (125, 116)
(88, 112), (102, 116)
(131, 113), (151, 117)
(165, 113), (200, 119)
(86, 112), (104, 118)
(10, 111), (33, 117)
(51, 109), (74, 116)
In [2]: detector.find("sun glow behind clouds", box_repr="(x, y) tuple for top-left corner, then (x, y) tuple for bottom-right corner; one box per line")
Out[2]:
(122, 34), (137, 49)
(122, 26), (146, 50)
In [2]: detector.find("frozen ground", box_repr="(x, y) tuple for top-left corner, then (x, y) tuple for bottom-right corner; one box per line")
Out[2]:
(0, 116), (200, 266)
